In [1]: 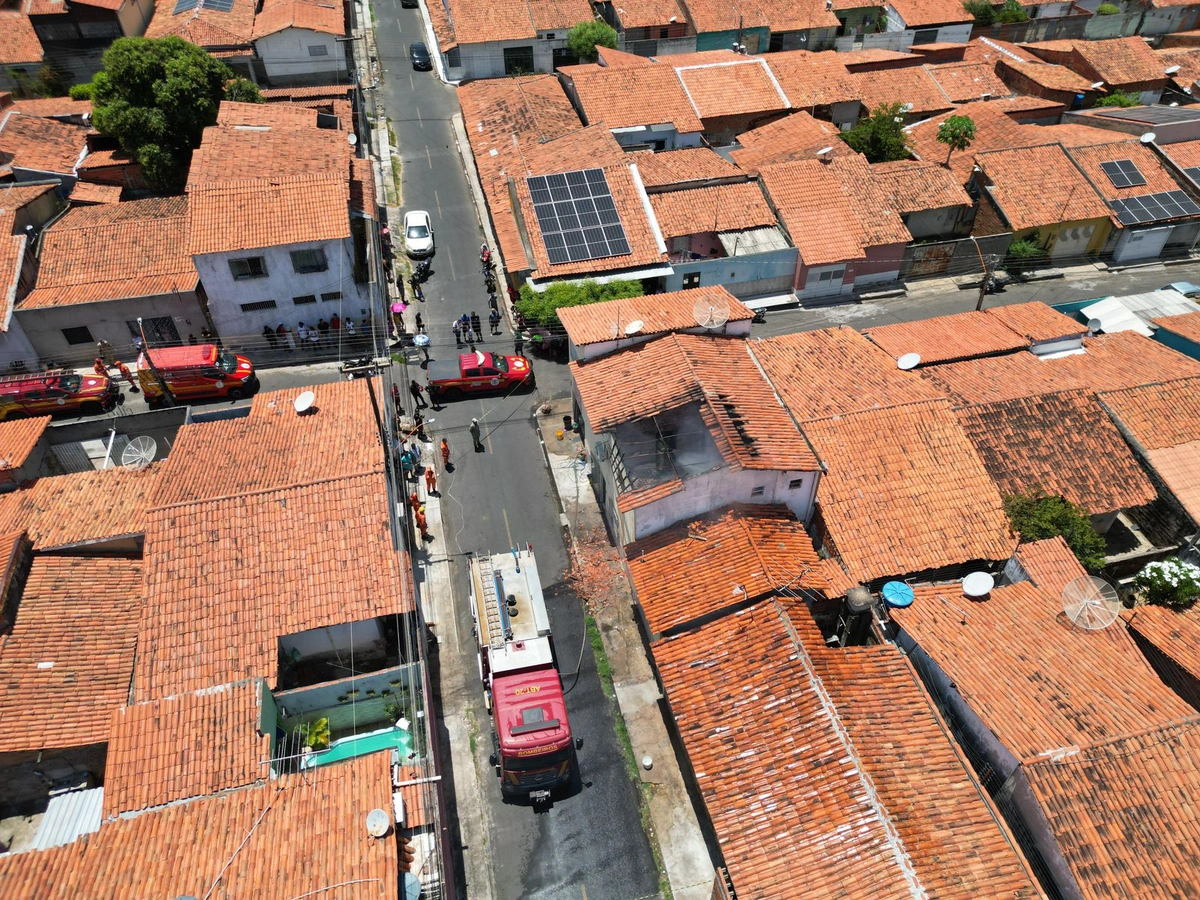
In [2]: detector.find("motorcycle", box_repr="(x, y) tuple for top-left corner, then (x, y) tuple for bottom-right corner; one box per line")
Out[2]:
(414, 259), (432, 281)
(340, 355), (377, 379)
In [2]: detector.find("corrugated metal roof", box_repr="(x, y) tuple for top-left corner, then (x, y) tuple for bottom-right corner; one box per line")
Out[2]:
(1084, 289), (1200, 335)
(31, 787), (103, 851)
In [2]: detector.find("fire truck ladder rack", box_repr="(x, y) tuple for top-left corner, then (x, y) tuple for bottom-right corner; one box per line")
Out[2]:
(0, 369), (69, 384)
(476, 553), (511, 649)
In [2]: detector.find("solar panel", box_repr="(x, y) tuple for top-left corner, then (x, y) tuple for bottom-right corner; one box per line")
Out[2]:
(1109, 190), (1200, 225)
(173, 0), (199, 12)
(1186, 166), (1200, 184)
(1100, 159), (1147, 189)
(526, 169), (631, 266)
(204, 0), (235, 9)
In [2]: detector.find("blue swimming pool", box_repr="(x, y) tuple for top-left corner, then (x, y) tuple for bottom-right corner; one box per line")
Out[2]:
(302, 725), (412, 769)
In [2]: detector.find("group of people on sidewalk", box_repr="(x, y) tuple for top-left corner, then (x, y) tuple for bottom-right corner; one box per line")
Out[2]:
(262, 317), (362, 352)
(452, 310), (502, 347)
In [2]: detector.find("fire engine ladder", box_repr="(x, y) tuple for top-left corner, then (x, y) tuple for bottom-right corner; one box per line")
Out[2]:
(476, 554), (509, 649)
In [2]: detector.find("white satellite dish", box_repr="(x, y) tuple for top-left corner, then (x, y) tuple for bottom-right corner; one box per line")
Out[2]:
(121, 435), (157, 469)
(1062, 575), (1121, 630)
(693, 296), (731, 329)
(897, 352), (922, 370)
(624, 319), (644, 336)
(1140, 132), (1157, 144)
(293, 390), (316, 414)
(1086, 317), (1102, 335)
(816, 146), (833, 156)
(962, 571), (995, 598)
(1166, 65), (1181, 75)
(1090, 81), (1104, 90)
(365, 808), (391, 838)
(347, 132), (359, 146)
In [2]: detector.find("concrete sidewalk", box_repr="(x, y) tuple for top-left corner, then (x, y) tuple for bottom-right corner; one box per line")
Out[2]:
(534, 398), (715, 900)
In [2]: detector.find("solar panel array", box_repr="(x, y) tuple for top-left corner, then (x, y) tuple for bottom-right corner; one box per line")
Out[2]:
(1186, 166), (1200, 184)
(205, 0), (235, 10)
(526, 169), (631, 266)
(1099, 159), (1147, 189)
(173, 0), (198, 12)
(1109, 191), (1200, 225)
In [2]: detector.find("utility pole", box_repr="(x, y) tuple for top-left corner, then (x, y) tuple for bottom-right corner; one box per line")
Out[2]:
(969, 236), (998, 312)
(137, 317), (174, 407)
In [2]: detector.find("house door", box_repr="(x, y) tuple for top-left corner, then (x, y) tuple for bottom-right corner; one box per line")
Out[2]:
(803, 265), (846, 298)
(128, 317), (181, 346)
(1112, 226), (1171, 264)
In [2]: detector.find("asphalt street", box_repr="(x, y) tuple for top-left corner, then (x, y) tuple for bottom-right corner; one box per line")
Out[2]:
(373, 6), (662, 897)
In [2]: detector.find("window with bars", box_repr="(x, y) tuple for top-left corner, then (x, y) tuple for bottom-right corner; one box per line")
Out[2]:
(229, 256), (267, 280)
(308, 44), (330, 56)
(321, 291), (343, 301)
(290, 248), (328, 274)
(293, 295), (317, 305)
(240, 300), (278, 312)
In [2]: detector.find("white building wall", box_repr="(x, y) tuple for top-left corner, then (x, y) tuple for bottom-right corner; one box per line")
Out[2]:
(256, 29), (348, 83)
(194, 237), (368, 338)
(0, 319), (40, 369)
(116, 0), (153, 36)
(455, 34), (574, 80)
(882, 9), (972, 47)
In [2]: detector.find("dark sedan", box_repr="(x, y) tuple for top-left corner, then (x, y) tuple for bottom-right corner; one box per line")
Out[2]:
(410, 42), (432, 71)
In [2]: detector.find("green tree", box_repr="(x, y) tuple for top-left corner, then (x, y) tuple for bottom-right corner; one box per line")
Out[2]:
(937, 114), (976, 168)
(1095, 2), (1120, 13)
(517, 279), (642, 329)
(566, 21), (619, 63)
(1093, 89), (1138, 108)
(224, 78), (263, 103)
(1004, 490), (1107, 573)
(1005, 236), (1046, 276)
(1135, 558), (1200, 609)
(840, 102), (911, 163)
(996, 0), (1029, 22)
(963, 0), (996, 25)
(83, 36), (244, 191)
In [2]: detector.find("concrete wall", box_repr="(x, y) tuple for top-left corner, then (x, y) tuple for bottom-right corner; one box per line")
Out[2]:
(882, 11), (972, 47)
(903, 205), (966, 241)
(0, 319), (41, 370)
(15, 290), (205, 364)
(695, 28), (769, 53)
(194, 237), (369, 339)
(1065, 110), (1200, 144)
(453, 34), (575, 80)
(256, 28), (349, 84)
(662, 247), (797, 296)
(610, 125), (702, 151)
(1139, 5), (1200, 35)
(115, 0), (152, 36)
(795, 242), (906, 296)
(1082, 9), (1141, 38)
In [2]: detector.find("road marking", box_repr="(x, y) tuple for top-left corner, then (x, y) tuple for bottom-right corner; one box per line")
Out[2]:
(426, 145), (433, 169)
(397, 20), (402, 34)
(581, 886), (588, 900)
(435, 189), (442, 216)
(502, 508), (513, 549)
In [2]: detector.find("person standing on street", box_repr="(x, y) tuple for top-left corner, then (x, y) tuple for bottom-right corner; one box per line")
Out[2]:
(116, 360), (138, 393)
(97, 339), (115, 366)
(262, 325), (278, 349)
(489, 308), (501, 335)
(297, 322), (309, 347)
(453, 318), (463, 347)
(317, 319), (330, 344)
(415, 505), (430, 541)
(94, 357), (108, 376)
(415, 312), (424, 333)
(425, 465), (437, 496)
(471, 312), (483, 342)
(440, 437), (451, 471)
(470, 418), (484, 452)
(410, 379), (427, 409)
(514, 332), (525, 357)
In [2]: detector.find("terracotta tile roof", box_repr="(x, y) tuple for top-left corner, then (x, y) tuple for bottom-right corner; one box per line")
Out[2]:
(865, 310), (1028, 364)
(614, 0), (686, 28)
(104, 679), (270, 817)
(152, 380), (381, 507)
(985, 301), (1087, 343)
(676, 0), (770, 32)
(187, 174), (349, 256)
(906, 101), (1032, 178)
(0, 464), (161, 551)
(0, 557), (141, 753)
(259, 84), (351, 100)
(1013, 535), (1088, 599)
(136, 473), (411, 700)
(1068, 139), (1185, 204)
(68, 181), (121, 204)
(1154, 312), (1200, 348)
(615, 477), (683, 513)
(426, 0), (457, 50)
(216, 99), (318, 128)
(0, 416), (47, 471)
(1001, 59), (1098, 94)
(760, 155), (911, 267)
(765, 50), (861, 108)
(649, 182), (776, 239)
(0, 220), (21, 333)
(567, 65), (703, 133)
(444, 0), (592, 43)
(654, 599), (1043, 900)
(870, 159), (972, 213)
(1163, 138), (1200, 171)
(350, 156), (376, 218)
(925, 61), (1010, 102)
(1022, 37), (1167, 88)
(21, 197), (197, 309)
(853, 65), (955, 117)
(0, 12), (42, 64)
(0, 753), (398, 899)
(805, 400), (1016, 582)
(514, 160), (666, 279)
(516, 122), (626, 176)
(955, 390), (1156, 514)
(187, 124), (350, 187)
(253, 0), (345, 37)
(76, 146), (135, 171)
(753, 326), (945, 422)
(887, 0), (972, 26)
(978, 144), (1111, 232)
(1127, 604), (1200, 682)
(558, 285), (752, 346)
(0, 181), (56, 212)
(1022, 719), (1200, 900)
(923, 332), (1200, 405)
(730, 111), (855, 174)
(674, 59), (791, 119)
(838, 47), (916, 64)
(895, 579), (1195, 760)
(8, 97), (90, 120)
(145, 0), (257, 45)
(633, 147), (743, 188)
(0, 111), (87, 175)
(573, 333), (820, 470)
(627, 506), (829, 635)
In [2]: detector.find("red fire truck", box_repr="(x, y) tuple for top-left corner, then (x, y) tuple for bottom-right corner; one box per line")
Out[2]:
(470, 545), (576, 801)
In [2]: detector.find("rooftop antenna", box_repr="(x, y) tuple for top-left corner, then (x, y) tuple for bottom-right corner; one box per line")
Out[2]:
(365, 808), (392, 838)
(817, 146), (833, 164)
(693, 295), (731, 329)
(1140, 131), (1157, 144)
(120, 435), (158, 469)
(897, 352), (921, 370)
(1062, 575), (1121, 630)
(624, 319), (645, 336)
(1086, 317), (1102, 336)
(293, 390), (316, 415)
(1166, 65), (1181, 76)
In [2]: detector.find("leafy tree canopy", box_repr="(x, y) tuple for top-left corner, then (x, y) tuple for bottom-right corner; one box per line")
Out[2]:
(84, 36), (259, 190)
(566, 21), (619, 63)
(937, 114), (975, 167)
(517, 279), (642, 329)
(996, 0), (1029, 22)
(840, 102), (911, 163)
(1094, 89), (1138, 108)
(963, 0), (995, 25)
(1004, 490), (1107, 573)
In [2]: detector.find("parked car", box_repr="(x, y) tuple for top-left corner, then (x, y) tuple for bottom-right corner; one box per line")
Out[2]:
(404, 210), (434, 257)
(401, 0), (418, 7)
(410, 42), (432, 71)
(426, 350), (533, 402)
(1163, 281), (1200, 298)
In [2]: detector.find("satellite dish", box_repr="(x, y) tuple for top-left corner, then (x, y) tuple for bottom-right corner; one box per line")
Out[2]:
(347, 132), (359, 146)
(1062, 575), (1121, 630)
(897, 352), (921, 370)
(816, 146), (833, 156)
(624, 319), (644, 336)
(294, 390), (316, 414)
(962, 571), (995, 598)
(1166, 65), (1181, 75)
(1090, 81), (1104, 90)
(1140, 132), (1157, 144)
(693, 296), (731, 329)
(365, 808), (391, 838)
(1087, 317), (1102, 335)
(121, 435), (158, 468)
